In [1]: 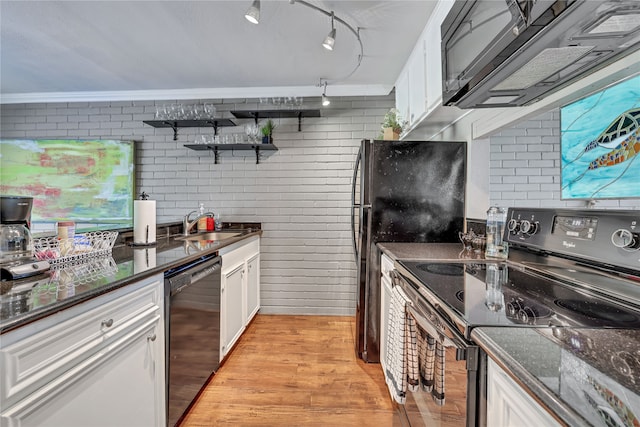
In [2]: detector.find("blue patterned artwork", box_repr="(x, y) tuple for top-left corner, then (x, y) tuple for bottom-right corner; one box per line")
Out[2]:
(560, 74), (640, 200)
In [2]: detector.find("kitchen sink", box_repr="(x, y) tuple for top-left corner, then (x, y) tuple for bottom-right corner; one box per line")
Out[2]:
(177, 231), (242, 242)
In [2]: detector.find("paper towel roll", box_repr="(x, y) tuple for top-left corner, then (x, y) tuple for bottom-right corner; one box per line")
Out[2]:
(134, 200), (156, 245)
(133, 247), (157, 273)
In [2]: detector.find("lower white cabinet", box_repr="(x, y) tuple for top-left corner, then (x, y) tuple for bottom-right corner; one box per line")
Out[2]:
(380, 253), (394, 373)
(221, 263), (245, 358)
(219, 235), (260, 359)
(0, 273), (165, 427)
(246, 253), (260, 321)
(487, 358), (561, 427)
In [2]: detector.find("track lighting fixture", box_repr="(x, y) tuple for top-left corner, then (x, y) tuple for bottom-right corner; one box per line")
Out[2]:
(244, 1), (364, 93)
(245, 0), (260, 24)
(322, 12), (336, 51)
(321, 82), (330, 106)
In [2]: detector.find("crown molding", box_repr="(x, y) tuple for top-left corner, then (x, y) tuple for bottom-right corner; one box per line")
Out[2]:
(0, 84), (393, 104)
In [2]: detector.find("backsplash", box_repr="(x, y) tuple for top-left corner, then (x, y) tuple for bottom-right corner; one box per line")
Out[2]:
(487, 109), (639, 210)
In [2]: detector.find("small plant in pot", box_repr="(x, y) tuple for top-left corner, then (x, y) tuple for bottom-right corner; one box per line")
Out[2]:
(260, 119), (276, 144)
(379, 108), (408, 140)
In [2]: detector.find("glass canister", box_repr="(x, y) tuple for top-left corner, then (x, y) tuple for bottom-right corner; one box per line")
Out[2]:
(485, 206), (508, 259)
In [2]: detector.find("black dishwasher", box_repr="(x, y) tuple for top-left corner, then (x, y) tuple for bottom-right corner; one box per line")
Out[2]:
(164, 254), (222, 427)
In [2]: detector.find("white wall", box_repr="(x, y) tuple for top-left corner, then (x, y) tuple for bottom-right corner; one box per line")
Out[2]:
(0, 95), (395, 315)
(487, 109), (640, 211)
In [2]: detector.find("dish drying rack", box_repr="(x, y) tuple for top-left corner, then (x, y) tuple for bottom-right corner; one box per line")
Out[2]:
(34, 231), (119, 267)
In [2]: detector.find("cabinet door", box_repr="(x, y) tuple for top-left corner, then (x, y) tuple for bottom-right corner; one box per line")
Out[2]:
(380, 275), (392, 374)
(1, 316), (164, 427)
(246, 254), (260, 323)
(408, 39), (427, 125)
(487, 358), (561, 427)
(395, 70), (410, 131)
(221, 263), (245, 358)
(424, 0), (455, 113)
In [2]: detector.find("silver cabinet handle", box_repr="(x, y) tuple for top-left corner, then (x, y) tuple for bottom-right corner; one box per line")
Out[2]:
(101, 318), (114, 328)
(147, 333), (157, 342)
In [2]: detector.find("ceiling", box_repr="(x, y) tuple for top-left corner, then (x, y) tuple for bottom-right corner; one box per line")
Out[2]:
(0, 0), (436, 104)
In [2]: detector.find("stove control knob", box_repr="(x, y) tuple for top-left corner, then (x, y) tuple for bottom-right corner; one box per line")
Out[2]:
(507, 219), (520, 234)
(611, 229), (640, 249)
(520, 220), (538, 235)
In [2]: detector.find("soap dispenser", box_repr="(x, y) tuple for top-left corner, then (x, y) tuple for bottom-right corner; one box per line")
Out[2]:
(197, 203), (207, 232)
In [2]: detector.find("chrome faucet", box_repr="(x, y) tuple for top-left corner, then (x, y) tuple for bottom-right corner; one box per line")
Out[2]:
(183, 211), (214, 236)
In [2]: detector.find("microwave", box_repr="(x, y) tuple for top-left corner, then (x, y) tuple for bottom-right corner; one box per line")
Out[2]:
(441, 0), (640, 109)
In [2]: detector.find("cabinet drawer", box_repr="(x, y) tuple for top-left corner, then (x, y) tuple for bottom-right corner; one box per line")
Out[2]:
(381, 253), (394, 279)
(0, 276), (162, 407)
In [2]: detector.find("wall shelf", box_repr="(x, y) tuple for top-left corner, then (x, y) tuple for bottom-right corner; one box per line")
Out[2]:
(230, 110), (320, 131)
(184, 143), (278, 164)
(143, 119), (236, 140)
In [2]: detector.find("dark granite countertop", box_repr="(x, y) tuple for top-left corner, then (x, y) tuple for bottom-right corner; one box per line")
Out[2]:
(473, 327), (640, 427)
(378, 242), (640, 427)
(0, 225), (262, 334)
(377, 242), (483, 262)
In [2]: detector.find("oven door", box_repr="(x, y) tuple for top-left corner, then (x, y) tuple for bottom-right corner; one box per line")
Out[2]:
(394, 270), (481, 427)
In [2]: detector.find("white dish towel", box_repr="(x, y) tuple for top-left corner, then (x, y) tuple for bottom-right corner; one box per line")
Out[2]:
(385, 284), (419, 404)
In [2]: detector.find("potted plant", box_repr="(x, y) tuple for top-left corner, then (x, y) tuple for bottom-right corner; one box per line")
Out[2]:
(379, 108), (408, 140)
(260, 119), (276, 144)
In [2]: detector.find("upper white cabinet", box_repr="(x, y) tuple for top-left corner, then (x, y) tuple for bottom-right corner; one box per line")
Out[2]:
(0, 274), (165, 427)
(396, 0), (455, 137)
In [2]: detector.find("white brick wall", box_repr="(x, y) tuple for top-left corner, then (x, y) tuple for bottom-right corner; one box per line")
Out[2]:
(1, 96), (395, 315)
(488, 109), (640, 210)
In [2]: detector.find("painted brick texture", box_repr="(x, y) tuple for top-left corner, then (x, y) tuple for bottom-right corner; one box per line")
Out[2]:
(1, 96), (395, 315)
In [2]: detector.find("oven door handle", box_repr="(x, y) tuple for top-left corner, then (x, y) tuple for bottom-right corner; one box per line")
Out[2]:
(392, 269), (475, 354)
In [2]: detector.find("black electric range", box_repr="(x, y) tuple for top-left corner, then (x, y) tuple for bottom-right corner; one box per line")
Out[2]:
(394, 208), (640, 340)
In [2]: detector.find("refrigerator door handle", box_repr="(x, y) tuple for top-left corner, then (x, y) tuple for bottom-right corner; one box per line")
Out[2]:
(351, 145), (363, 262)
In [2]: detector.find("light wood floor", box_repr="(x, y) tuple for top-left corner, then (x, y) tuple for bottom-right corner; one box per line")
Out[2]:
(181, 314), (403, 426)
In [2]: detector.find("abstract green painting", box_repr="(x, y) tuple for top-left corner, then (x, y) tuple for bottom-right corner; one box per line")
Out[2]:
(0, 139), (135, 225)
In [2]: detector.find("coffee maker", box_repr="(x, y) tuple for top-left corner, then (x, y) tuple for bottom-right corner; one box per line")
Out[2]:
(1, 196), (50, 280)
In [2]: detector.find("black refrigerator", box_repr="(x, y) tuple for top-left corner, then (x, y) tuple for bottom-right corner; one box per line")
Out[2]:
(351, 139), (466, 362)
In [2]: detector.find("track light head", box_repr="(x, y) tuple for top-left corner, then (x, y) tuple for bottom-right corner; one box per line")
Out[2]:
(321, 81), (330, 106)
(322, 12), (336, 51)
(322, 28), (336, 51)
(245, 0), (260, 24)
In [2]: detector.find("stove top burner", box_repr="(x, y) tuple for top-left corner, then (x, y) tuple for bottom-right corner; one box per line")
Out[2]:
(397, 259), (640, 333)
(555, 299), (640, 324)
(416, 263), (464, 276)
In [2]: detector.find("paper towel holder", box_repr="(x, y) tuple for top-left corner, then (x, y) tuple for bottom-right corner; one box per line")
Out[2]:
(131, 191), (158, 247)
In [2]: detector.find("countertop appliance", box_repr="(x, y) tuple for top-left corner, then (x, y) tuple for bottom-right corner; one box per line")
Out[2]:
(352, 139), (466, 362)
(391, 207), (640, 426)
(441, 0), (640, 108)
(164, 254), (221, 426)
(0, 195), (49, 280)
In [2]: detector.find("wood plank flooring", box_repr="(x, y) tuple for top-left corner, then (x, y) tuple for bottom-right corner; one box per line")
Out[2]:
(181, 314), (403, 427)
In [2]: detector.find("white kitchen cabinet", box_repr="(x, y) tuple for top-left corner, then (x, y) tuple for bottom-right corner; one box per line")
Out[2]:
(0, 273), (165, 427)
(246, 253), (260, 322)
(395, 69), (410, 131)
(219, 235), (260, 359)
(380, 253), (394, 374)
(221, 263), (245, 358)
(487, 358), (561, 427)
(408, 39), (427, 126)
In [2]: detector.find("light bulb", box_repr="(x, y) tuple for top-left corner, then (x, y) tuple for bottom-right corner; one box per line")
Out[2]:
(322, 28), (336, 51)
(245, 0), (260, 24)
